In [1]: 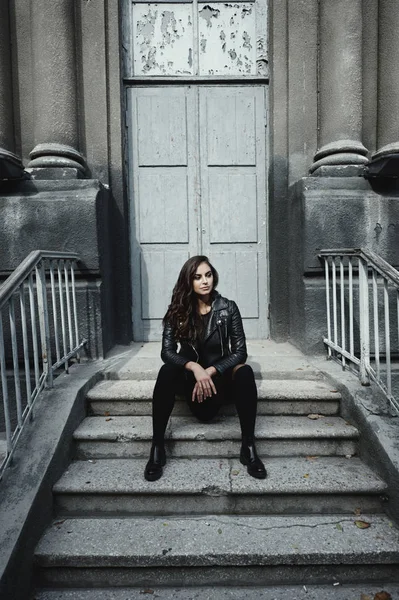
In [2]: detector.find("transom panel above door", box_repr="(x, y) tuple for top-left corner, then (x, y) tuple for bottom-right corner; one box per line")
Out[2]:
(127, 84), (268, 340)
(123, 0), (268, 79)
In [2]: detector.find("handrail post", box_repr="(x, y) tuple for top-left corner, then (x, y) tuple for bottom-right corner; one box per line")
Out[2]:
(36, 262), (53, 388)
(358, 256), (370, 385)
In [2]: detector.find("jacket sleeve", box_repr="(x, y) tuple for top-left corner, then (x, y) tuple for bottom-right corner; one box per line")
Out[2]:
(213, 301), (248, 374)
(160, 321), (190, 368)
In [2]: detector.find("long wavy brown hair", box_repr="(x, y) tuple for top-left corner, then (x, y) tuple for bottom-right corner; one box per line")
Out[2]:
(163, 255), (219, 341)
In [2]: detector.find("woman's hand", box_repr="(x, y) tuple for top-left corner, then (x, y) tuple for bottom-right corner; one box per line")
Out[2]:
(186, 362), (217, 403)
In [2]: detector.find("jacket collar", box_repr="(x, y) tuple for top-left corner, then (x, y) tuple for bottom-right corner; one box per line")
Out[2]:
(211, 291), (228, 311)
(203, 292), (227, 341)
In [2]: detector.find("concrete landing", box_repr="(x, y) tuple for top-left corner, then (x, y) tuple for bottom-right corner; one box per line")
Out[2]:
(103, 341), (323, 381)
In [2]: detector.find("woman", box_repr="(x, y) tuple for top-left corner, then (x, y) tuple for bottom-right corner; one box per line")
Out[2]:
(144, 255), (266, 482)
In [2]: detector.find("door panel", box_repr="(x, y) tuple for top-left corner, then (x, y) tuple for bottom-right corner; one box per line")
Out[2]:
(199, 86), (268, 338)
(128, 86), (199, 340)
(208, 168), (258, 243)
(128, 84), (268, 340)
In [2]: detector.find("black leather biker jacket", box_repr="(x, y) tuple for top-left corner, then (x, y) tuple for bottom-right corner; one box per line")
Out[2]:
(161, 292), (248, 375)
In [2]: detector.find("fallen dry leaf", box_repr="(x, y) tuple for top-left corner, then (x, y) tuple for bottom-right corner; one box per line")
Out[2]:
(104, 410), (110, 416)
(335, 523), (343, 531)
(105, 417), (113, 422)
(231, 469), (240, 476)
(354, 520), (371, 529)
(330, 390), (338, 393)
(374, 592), (392, 600)
(307, 414), (323, 420)
(303, 473), (310, 478)
(306, 456), (318, 461)
(354, 507), (362, 516)
(140, 590), (154, 595)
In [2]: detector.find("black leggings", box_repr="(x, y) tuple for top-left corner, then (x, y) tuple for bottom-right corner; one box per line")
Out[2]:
(152, 363), (258, 445)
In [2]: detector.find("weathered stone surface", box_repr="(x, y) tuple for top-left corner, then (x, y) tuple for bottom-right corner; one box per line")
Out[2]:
(54, 456), (385, 495)
(74, 415), (358, 442)
(87, 379), (342, 402)
(104, 341), (325, 381)
(89, 399), (340, 417)
(33, 584), (399, 600)
(310, 0), (367, 174)
(0, 180), (109, 274)
(34, 513), (399, 568)
(73, 414), (358, 459)
(288, 176), (399, 353)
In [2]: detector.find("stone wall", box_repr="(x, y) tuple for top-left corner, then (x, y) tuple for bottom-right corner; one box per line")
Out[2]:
(1, 0), (399, 353)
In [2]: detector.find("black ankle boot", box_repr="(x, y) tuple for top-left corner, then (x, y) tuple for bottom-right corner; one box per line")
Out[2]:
(144, 444), (166, 481)
(240, 438), (267, 479)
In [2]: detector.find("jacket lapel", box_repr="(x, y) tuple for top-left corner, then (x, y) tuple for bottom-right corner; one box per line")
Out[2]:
(203, 293), (228, 342)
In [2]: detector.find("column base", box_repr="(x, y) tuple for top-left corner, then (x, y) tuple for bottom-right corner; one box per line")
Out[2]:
(28, 143), (87, 178)
(0, 148), (25, 180)
(27, 167), (85, 180)
(310, 140), (368, 176)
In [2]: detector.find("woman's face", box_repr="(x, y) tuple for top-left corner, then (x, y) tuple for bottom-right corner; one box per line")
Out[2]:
(192, 262), (214, 298)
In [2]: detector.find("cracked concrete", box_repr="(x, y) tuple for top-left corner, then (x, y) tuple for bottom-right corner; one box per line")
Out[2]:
(35, 513), (399, 568)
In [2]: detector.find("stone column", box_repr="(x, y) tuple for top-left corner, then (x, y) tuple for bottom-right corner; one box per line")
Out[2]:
(0, 1), (24, 179)
(372, 0), (399, 160)
(310, 0), (368, 176)
(28, 0), (87, 177)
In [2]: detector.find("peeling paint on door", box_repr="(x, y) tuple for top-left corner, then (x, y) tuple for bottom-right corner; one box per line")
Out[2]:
(129, 0), (267, 77)
(133, 4), (194, 75)
(198, 3), (256, 75)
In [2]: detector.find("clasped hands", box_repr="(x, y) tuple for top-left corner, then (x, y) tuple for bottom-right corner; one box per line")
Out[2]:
(186, 362), (217, 403)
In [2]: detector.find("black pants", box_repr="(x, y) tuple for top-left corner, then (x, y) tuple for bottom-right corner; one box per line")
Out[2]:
(151, 362), (258, 445)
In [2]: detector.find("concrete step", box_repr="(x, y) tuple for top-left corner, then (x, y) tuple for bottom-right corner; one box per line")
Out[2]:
(53, 456), (387, 517)
(32, 583), (399, 600)
(34, 514), (399, 587)
(73, 415), (359, 459)
(87, 379), (341, 417)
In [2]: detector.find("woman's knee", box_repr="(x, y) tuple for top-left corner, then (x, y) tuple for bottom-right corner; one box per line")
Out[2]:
(232, 363), (254, 380)
(156, 363), (184, 386)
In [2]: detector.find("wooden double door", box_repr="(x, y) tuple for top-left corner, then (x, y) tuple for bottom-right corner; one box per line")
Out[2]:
(127, 84), (268, 340)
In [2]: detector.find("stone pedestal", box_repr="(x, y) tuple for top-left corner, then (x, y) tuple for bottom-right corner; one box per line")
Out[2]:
(28, 0), (87, 177)
(0, 180), (113, 357)
(289, 177), (399, 353)
(310, 0), (368, 175)
(0, 1), (23, 179)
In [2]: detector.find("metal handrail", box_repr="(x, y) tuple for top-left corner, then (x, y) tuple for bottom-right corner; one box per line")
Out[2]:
(0, 251), (79, 309)
(319, 248), (399, 416)
(0, 251), (87, 478)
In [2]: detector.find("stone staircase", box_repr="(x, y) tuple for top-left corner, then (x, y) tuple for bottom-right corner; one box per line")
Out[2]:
(32, 344), (399, 598)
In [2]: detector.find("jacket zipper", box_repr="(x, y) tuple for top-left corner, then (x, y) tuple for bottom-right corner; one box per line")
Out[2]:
(190, 343), (199, 362)
(217, 319), (224, 357)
